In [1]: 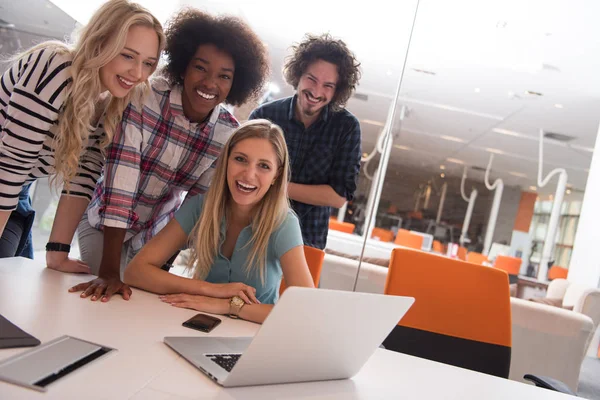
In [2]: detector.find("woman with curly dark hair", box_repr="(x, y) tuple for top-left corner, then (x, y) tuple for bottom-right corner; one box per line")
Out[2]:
(249, 33), (362, 251)
(70, 9), (270, 303)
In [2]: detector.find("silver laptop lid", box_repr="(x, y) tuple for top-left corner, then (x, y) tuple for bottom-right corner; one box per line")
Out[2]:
(223, 287), (414, 387)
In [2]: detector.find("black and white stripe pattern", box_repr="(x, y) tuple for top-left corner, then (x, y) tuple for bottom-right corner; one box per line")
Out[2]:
(0, 47), (104, 211)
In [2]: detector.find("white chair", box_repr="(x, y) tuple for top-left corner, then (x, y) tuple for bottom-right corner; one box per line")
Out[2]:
(320, 253), (387, 294)
(509, 297), (594, 392)
(548, 279), (600, 357)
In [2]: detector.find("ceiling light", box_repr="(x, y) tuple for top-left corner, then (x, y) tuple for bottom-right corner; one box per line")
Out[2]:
(440, 173), (446, 178)
(440, 135), (466, 143)
(554, 104), (563, 109)
(493, 128), (526, 138)
(440, 165), (446, 170)
(566, 189), (572, 195)
(394, 145), (411, 151)
(486, 148), (505, 155)
(509, 171), (527, 178)
(474, 88), (480, 93)
(446, 158), (464, 165)
(529, 186), (537, 191)
(386, 70), (393, 76)
(362, 119), (385, 127)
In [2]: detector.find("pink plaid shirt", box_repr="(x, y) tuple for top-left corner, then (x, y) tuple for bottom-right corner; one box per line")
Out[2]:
(86, 77), (238, 252)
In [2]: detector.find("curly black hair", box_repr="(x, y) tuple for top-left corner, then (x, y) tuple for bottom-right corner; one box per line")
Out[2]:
(161, 9), (270, 106)
(283, 33), (361, 111)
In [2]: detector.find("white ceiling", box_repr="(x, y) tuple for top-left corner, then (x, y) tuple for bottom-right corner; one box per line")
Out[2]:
(53, 0), (600, 196)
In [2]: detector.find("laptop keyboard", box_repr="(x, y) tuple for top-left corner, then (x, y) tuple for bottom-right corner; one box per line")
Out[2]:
(205, 353), (242, 372)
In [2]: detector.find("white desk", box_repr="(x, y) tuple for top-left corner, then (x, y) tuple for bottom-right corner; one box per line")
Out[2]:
(0, 258), (576, 399)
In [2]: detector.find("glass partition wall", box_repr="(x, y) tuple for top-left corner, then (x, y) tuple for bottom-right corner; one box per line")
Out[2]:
(351, 0), (599, 287)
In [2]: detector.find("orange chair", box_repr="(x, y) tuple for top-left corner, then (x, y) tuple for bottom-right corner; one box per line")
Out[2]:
(432, 240), (444, 253)
(328, 218), (355, 234)
(456, 246), (467, 261)
(494, 255), (521, 276)
(371, 227), (394, 242)
(383, 248), (512, 378)
(466, 252), (489, 265)
(548, 266), (568, 280)
(279, 246), (325, 295)
(394, 229), (423, 250)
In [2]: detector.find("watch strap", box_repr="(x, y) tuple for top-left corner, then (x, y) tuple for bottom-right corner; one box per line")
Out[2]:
(45, 242), (71, 253)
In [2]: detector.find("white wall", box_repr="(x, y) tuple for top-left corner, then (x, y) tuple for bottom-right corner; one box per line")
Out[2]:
(569, 124), (600, 288)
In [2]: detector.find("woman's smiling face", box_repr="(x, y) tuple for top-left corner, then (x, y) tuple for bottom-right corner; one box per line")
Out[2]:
(181, 43), (235, 123)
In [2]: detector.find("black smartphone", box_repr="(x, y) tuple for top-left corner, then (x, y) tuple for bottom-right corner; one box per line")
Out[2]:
(182, 313), (222, 333)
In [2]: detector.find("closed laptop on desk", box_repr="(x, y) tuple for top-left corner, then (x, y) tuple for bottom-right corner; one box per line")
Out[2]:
(0, 314), (40, 349)
(165, 287), (414, 387)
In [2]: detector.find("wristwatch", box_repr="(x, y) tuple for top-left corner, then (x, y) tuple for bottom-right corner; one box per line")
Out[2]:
(228, 296), (245, 319)
(45, 242), (71, 253)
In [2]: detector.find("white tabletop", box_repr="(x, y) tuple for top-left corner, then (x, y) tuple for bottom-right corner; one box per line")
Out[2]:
(0, 257), (576, 399)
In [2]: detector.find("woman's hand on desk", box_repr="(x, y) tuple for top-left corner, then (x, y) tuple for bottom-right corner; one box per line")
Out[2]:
(203, 282), (260, 305)
(69, 276), (132, 302)
(46, 251), (91, 274)
(160, 294), (229, 314)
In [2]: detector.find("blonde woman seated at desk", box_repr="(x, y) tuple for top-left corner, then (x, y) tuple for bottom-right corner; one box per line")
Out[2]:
(125, 120), (314, 323)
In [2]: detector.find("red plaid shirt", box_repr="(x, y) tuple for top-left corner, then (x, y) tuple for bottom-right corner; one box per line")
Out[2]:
(86, 77), (238, 252)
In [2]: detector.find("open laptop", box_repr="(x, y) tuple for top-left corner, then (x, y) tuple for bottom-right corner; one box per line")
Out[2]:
(164, 287), (414, 387)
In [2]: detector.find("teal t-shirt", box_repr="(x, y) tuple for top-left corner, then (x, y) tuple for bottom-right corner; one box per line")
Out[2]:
(174, 195), (303, 304)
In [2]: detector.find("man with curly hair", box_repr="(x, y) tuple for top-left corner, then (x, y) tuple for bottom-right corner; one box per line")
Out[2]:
(70, 9), (270, 302)
(250, 33), (362, 250)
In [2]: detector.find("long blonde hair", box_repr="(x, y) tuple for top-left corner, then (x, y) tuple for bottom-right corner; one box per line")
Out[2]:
(10, 0), (165, 189)
(187, 120), (291, 284)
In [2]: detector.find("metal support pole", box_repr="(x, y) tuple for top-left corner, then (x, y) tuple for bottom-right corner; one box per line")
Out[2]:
(483, 154), (504, 256)
(364, 127), (395, 239)
(459, 167), (477, 246)
(536, 128), (568, 280)
(423, 184), (432, 210)
(538, 172), (567, 280)
(483, 184), (503, 255)
(436, 182), (447, 224)
(460, 190), (477, 246)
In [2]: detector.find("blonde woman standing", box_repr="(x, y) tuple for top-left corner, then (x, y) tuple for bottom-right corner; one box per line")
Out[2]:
(0, 0), (164, 266)
(124, 120), (314, 324)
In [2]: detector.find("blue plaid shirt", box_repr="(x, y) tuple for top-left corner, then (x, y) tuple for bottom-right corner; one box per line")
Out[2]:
(249, 95), (361, 249)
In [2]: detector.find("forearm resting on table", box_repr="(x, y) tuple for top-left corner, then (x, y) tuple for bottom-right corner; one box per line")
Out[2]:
(238, 303), (273, 324)
(48, 195), (89, 244)
(98, 226), (127, 278)
(288, 183), (346, 208)
(125, 259), (209, 295)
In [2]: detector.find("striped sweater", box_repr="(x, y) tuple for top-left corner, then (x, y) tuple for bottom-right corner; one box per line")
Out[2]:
(0, 46), (104, 211)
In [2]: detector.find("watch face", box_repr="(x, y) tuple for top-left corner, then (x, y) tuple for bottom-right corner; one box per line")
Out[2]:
(231, 296), (245, 307)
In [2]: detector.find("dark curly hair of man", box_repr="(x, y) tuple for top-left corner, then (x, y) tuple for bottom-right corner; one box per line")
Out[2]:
(161, 9), (270, 106)
(283, 33), (361, 111)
